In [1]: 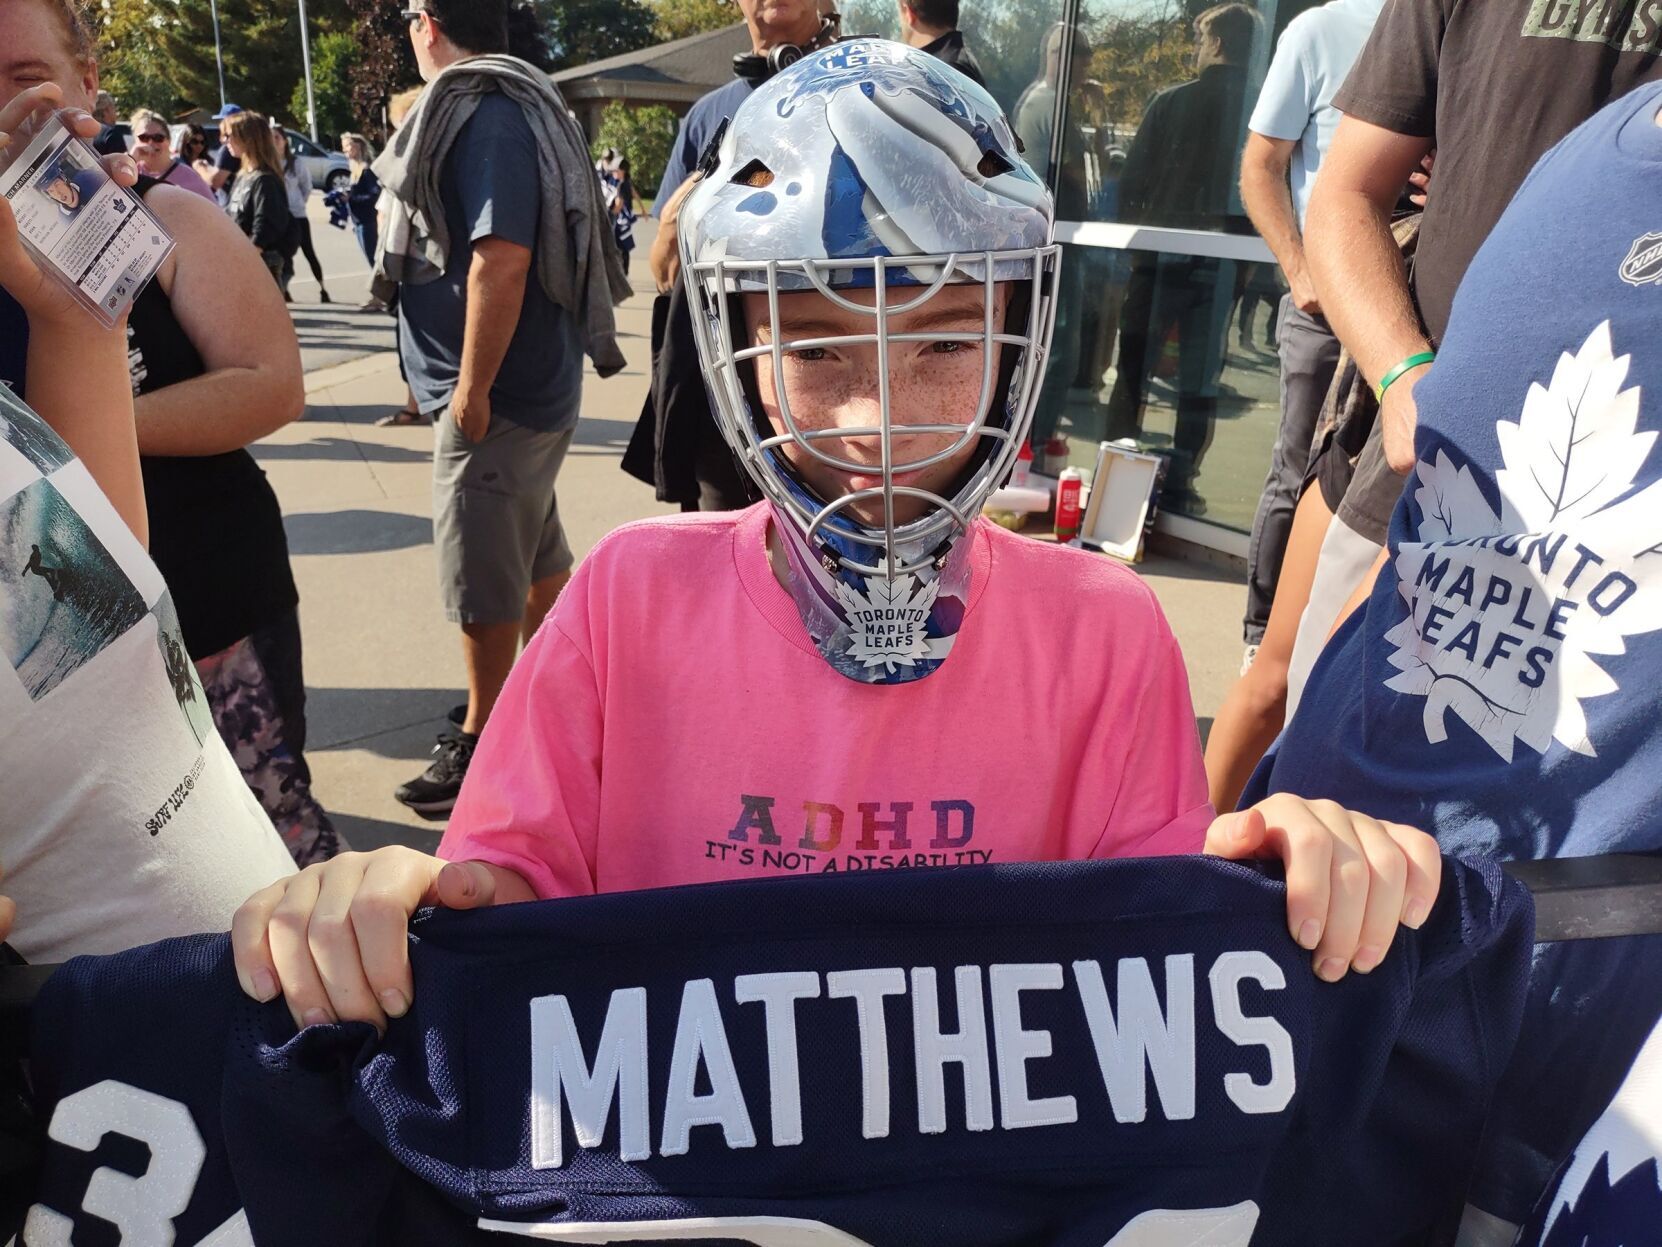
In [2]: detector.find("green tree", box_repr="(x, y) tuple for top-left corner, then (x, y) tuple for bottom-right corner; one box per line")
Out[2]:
(289, 30), (357, 142)
(153, 0), (239, 112)
(95, 0), (180, 114)
(537, 0), (658, 70)
(649, 0), (737, 42)
(837, 0), (899, 40)
(236, 3), (313, 123)
(592, 100), (677, 197)
(93, 0), (355, 122)
(1084, 10), (1195, 133)
(348, 0), (420, 141)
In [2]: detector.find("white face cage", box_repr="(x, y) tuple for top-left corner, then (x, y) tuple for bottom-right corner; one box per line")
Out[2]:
(685, 247), (1062, 580)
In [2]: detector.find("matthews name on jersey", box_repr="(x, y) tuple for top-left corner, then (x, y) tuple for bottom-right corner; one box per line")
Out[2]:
(15, 858), (1532, 1246)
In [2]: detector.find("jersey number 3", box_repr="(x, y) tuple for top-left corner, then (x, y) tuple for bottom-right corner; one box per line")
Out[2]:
(23, 1080), (252, 1247)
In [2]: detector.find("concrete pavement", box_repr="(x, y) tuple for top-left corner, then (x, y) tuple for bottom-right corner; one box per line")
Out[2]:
(262, 223), (1249, 851)
(283, 197), (397, 375)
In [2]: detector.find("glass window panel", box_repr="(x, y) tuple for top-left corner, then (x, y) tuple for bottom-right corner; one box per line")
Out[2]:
(838, 0), (1066, 119)
(1054, 0), (1277, 229)
(1032, 243), (1284, 530)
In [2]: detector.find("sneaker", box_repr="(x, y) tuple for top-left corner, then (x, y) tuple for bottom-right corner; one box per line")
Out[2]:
(394, 731), (476, 815)
(319, 289), (332, 304)
(447, 703), (466, 727)
(1240, 643), (1260, 676)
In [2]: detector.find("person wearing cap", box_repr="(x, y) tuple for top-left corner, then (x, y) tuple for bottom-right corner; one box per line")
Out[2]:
(38, 157), (104, 216)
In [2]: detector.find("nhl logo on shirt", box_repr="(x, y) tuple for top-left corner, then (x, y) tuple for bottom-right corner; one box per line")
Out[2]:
(1620, 232), (1662, 288)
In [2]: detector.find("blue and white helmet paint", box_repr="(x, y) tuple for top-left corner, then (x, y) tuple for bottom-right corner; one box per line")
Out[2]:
(679, 39), (1060, 685)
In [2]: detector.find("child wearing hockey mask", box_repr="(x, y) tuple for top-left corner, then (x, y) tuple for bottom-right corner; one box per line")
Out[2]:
(233, 42), (1441, 1033)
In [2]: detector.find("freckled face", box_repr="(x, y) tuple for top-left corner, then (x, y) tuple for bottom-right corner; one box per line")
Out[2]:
(741, 282), (1011, 526)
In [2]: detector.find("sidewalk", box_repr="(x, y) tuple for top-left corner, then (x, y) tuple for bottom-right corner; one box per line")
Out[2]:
(261, 247), (1249, 850)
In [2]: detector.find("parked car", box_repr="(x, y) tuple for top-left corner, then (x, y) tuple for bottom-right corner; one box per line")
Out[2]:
(101, 123), (352, 194)
(283, 128), (352, 193)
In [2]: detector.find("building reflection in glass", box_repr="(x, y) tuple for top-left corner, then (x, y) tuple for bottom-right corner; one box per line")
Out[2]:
(841, 0), (1290, 533)
(1035, 0), (1288, 531)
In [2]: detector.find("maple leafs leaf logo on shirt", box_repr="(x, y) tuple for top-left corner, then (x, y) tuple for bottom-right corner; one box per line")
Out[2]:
(832, 573), (943, 674)
(1384, 322), (1662, 761)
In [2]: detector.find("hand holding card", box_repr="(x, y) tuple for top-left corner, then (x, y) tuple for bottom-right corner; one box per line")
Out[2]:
(0, 83), (168, 328)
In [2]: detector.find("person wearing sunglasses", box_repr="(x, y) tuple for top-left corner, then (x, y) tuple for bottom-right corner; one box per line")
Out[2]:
(129, 108), (214, 202)
(176, 122), (208, 167)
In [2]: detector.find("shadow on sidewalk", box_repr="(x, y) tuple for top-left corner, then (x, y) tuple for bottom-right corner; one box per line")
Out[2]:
(334, 812), (445, 850)
(1141, 552), (1245, 586)
(255, 435), (431, 464)
(574, 416), (637, 448)
(291, 306), (396, 331)
(328, 402), (433, 428)
(284, 509), (432, 556)
(308, 686), (459, 756)
(314, 406), (641, 452)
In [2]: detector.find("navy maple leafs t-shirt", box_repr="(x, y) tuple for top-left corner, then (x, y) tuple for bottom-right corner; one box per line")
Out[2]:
(1244, 82), (1662, 1222)
(1249, 82), (1662, 860)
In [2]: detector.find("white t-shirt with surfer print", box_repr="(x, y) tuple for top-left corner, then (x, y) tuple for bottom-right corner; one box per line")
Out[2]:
(0, 383), (294, 963)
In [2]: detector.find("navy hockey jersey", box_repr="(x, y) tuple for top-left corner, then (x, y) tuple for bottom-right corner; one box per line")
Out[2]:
(15, 857), (1533, 1246)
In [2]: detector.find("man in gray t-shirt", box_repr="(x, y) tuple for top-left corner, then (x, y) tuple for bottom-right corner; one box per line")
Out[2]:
(1237, 0), (1382, 654)
(395, 0), (585, 815)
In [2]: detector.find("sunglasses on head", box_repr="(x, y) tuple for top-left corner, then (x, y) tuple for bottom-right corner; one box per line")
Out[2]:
(401, 7), (427, 22)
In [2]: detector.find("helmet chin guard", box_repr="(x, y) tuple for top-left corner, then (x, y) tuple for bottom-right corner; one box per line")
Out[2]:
(678, 39), (1059, 684)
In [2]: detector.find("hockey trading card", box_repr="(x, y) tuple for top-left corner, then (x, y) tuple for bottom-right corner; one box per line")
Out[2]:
(0, 112), (173, 328)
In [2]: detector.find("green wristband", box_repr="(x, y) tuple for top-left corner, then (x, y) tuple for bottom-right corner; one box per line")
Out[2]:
(1375, 351), (1436, 403)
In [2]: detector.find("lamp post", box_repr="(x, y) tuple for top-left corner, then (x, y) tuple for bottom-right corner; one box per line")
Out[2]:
(208, 0), (228, 112)
(298, 0), (319, 141)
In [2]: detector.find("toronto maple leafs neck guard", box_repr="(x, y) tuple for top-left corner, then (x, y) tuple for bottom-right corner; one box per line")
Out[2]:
(769, 476), (974, 685)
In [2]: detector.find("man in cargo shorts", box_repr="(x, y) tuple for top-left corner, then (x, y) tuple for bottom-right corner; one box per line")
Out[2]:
(394, 0), (583, 814)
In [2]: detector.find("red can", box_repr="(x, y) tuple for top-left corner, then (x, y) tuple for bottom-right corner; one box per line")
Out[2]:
(1053, 468), (1083, 542)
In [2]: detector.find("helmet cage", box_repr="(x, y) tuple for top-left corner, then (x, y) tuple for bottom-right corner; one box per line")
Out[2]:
(686, 245), (1061, 580)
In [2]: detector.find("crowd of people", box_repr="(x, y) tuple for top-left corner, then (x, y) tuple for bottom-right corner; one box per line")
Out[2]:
(0, 0), (1658, 1238)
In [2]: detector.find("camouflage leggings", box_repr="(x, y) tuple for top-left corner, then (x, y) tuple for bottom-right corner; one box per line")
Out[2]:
(195, 611), (344, 867)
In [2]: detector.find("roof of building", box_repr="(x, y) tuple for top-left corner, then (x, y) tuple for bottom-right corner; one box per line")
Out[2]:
(551, 22), (752, 104)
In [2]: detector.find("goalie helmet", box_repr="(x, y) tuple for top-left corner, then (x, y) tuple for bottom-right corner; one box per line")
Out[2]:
(679, 39), (1060, 685)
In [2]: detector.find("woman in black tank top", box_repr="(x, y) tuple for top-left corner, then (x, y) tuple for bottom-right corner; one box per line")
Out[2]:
(122, 171), (341, 865)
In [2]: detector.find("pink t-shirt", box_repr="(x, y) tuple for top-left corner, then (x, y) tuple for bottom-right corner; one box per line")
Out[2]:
(159, 159), (218, 202)
(439, 505), (1214, 897)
